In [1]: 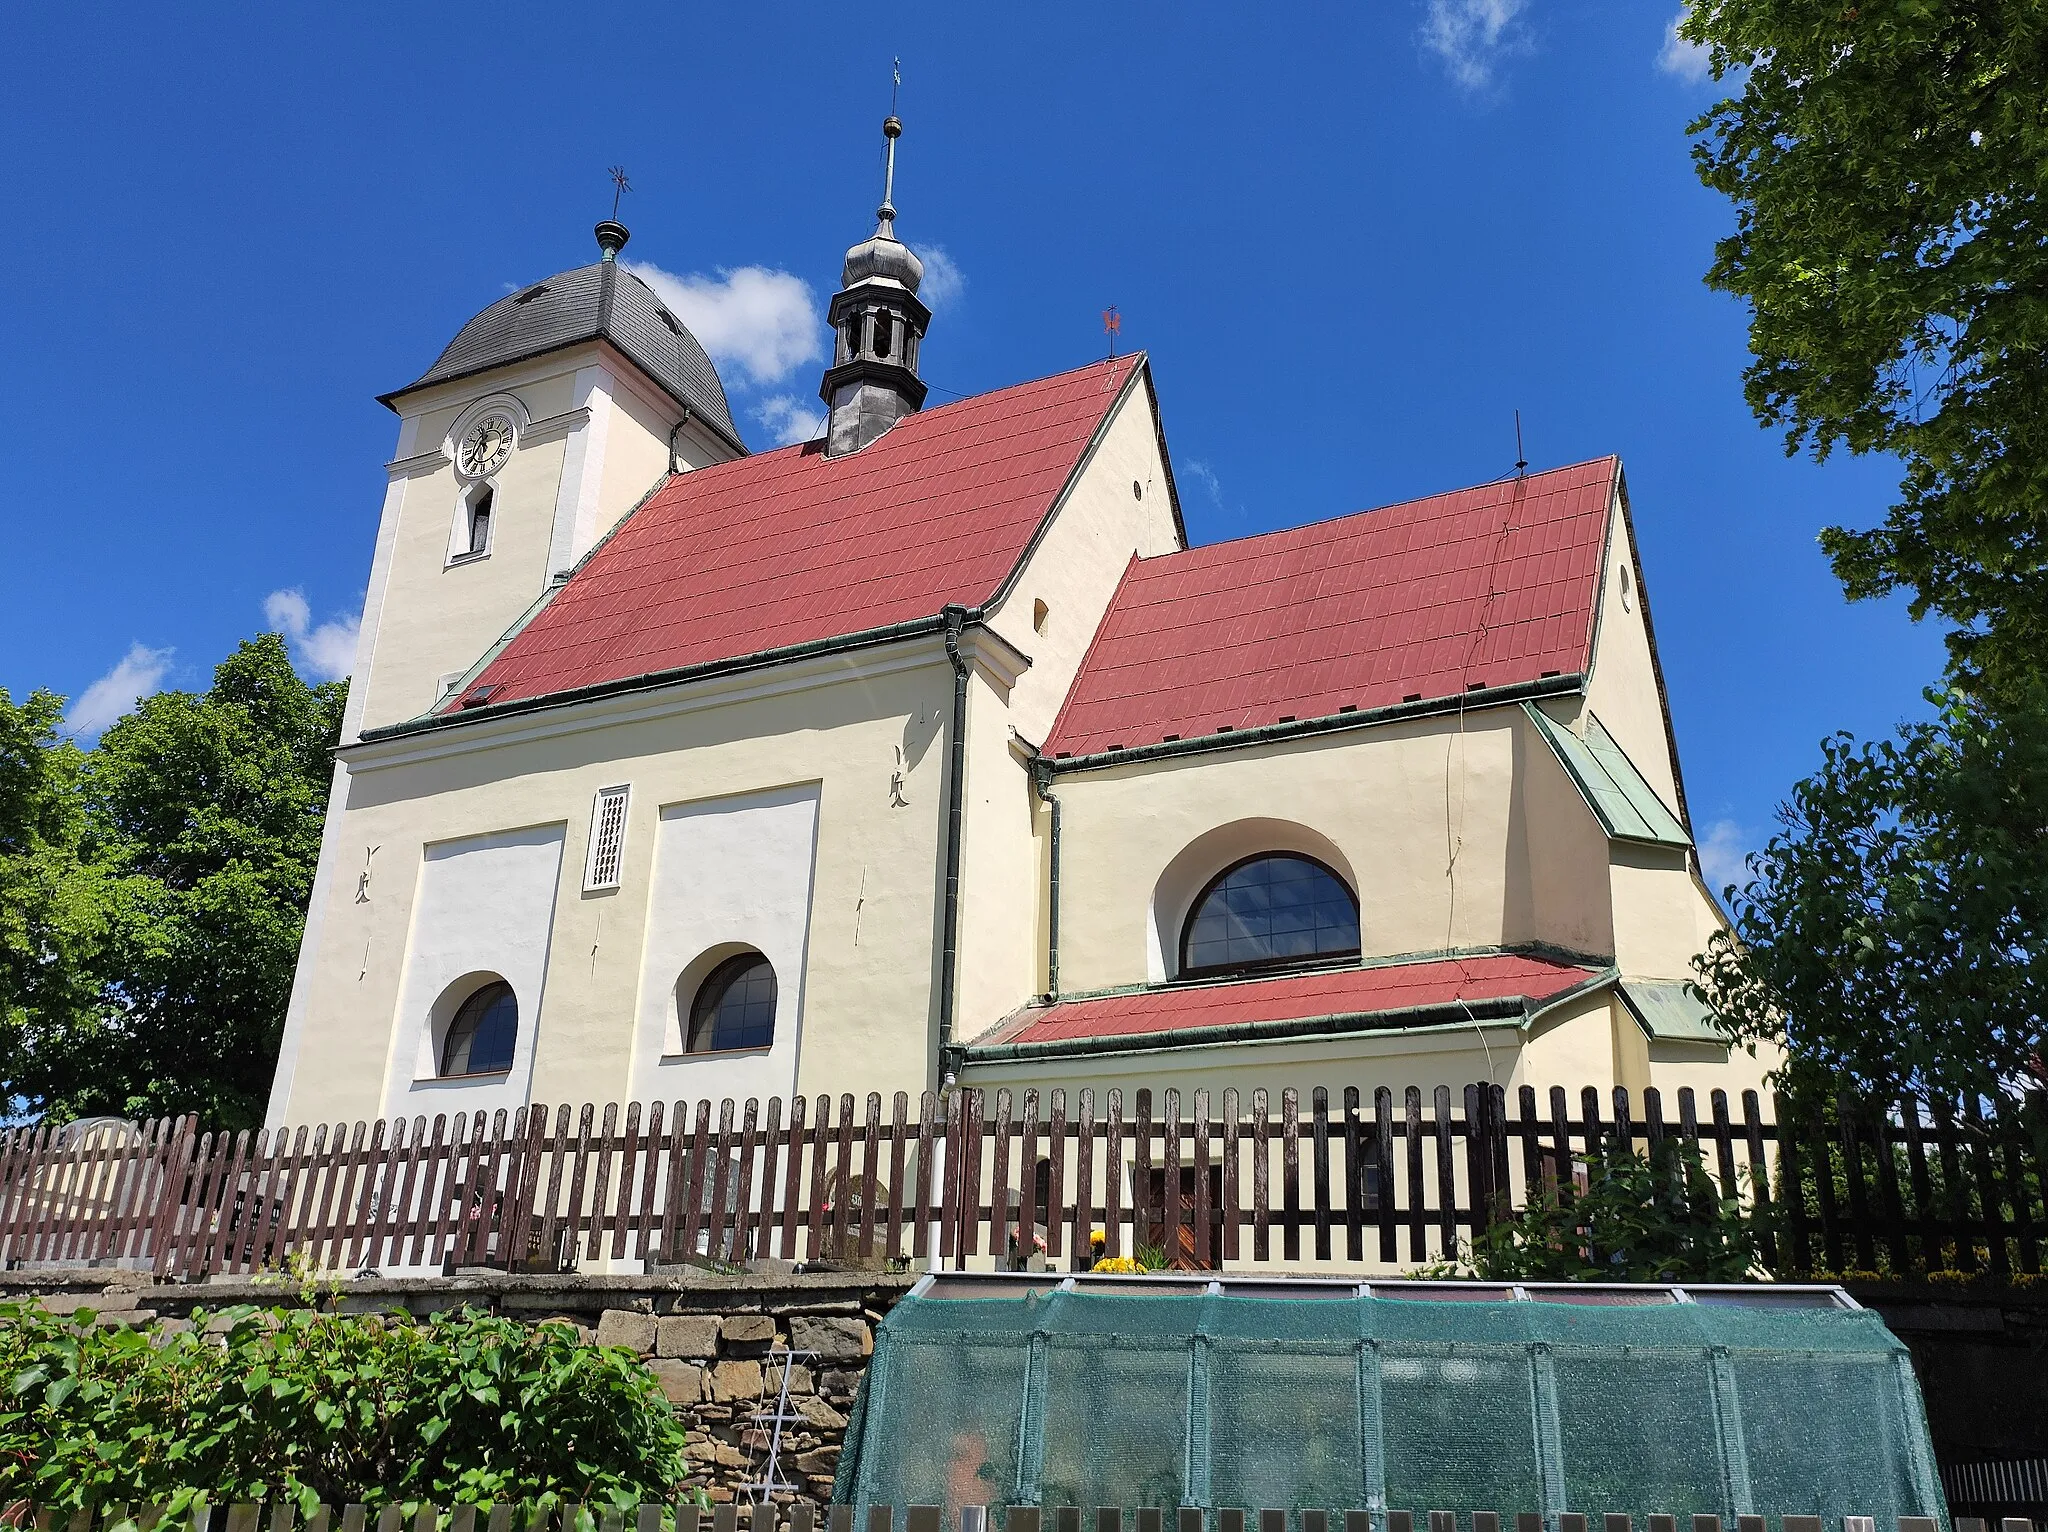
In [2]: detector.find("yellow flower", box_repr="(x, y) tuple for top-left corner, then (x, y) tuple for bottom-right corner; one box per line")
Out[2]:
(1092, 1255), (1144, 1275)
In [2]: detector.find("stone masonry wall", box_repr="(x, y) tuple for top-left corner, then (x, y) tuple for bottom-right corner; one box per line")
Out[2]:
(0, 1268), (920, 1508)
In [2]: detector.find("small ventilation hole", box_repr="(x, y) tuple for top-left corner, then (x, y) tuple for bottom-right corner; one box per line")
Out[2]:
(1032, 599), (1049, 635)
(514, 284), (550, 305)
(657, 309), (681, 334)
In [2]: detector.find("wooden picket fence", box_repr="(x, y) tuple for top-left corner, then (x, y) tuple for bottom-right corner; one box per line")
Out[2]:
(5, 1506), (1984, 1532)
(0, 1085), (2041, 1282)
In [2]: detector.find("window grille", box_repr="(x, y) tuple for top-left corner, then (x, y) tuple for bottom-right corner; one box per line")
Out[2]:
(584, 785), (630, 890)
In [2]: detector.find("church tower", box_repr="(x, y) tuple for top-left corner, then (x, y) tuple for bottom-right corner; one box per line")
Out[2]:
(819, 115), (931, 456)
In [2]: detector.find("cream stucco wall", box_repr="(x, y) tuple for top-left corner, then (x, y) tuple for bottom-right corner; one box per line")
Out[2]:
(1047, 710), (1527, 998)
(1581, 487), (1685, 818)
(271, 639), (963, 1128)
(981, 369), (1183, 747)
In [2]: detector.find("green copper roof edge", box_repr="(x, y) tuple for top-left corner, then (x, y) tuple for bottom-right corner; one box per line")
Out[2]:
(1520, 701), (1690, 849)
(1616, 977), (1730, 1045)
(358, 610), (970, 743)
(1581, 713), (1691, 844)
(1048, 673), (1585, 773)
(959, 994), (1534, 1067)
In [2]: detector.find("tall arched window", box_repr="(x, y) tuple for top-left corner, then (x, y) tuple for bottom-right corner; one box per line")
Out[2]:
(466, 485), (494, 556)
(688, 953), (778, 1053)
(441, 980), (518, 1076)
(1179, 853), (1360, 978)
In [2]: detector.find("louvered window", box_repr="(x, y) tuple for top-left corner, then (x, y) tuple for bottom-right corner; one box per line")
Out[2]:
(584, 785), (630, 891)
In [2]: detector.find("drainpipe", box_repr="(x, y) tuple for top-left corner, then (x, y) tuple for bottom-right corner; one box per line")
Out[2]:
(937, 604), (971, 1084)
(1031, 757), (1061, 999)
(667, 405), (693, 474)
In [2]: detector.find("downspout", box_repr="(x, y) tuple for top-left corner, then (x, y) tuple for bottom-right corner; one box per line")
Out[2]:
(667, 404), (693, 474)
(937, 604), (971, 1084)
(1031, 757), (1061, 999)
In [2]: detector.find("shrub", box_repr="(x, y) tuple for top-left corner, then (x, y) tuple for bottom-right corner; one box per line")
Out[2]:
(1469, 1137), (1756, 1282)
(0, 1300), (693, 1515)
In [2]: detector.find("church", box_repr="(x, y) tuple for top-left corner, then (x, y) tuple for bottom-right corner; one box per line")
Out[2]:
(264, 117), (1761, 1133)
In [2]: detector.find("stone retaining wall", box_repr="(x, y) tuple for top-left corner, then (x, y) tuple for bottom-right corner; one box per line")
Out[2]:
(0, 1268), (920, 1507)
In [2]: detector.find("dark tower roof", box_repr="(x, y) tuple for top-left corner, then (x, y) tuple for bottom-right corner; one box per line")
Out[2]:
(381, 234), (744, 454)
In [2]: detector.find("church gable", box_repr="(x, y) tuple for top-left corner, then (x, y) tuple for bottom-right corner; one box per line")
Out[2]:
(416, 356), (1147, 722)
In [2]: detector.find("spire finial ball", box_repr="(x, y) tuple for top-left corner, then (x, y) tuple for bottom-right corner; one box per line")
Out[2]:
(883, 114), (902, 138)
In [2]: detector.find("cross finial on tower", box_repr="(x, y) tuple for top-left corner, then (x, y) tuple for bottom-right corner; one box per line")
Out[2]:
(595, 166), (632, 261)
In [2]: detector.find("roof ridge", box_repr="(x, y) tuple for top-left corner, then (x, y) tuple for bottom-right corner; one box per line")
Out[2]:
(1144, 454), (1620, 566)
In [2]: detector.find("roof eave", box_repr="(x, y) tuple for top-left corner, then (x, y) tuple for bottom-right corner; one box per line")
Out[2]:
(1046, 672), (1585, 772)
(377, 335), (750, 458)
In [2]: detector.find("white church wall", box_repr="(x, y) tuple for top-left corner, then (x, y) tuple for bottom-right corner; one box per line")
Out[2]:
(1581, 487), (1687, 818)
(982, 367), (1184, 748)
(952, 677), (1044, 1052)
(1507, 712), (1618, 960)
(380, 823), (567, 1122)
(626, 785), (821, 1105)
(271, 637), (958, 1128)
(1049, 712), (1523, 998)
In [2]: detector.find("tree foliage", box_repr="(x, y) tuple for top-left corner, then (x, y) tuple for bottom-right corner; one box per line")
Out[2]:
(0, 635), (342, 1127)
(1694, 685), (2048, 1117)
(1468, 1137), (1757, 1282)
(0, 1300), (692, 1515)
(1681, 0), (2048, 695)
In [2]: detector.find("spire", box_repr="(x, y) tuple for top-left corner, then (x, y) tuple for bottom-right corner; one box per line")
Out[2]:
(819, 86), (931, 456)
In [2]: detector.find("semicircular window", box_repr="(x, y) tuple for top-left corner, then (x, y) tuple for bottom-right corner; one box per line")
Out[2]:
(689, 953), (778, 1053)
(1180, 854), (1361, 978)
(440, 980), (518, 1076)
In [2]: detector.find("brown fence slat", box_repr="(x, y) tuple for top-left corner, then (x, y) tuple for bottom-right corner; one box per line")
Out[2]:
(1269, 1087), (1297, 1262)
(1040, 1089), (1065, 1265)
(1432, 1085), (1457, 1258)
(1015, 1090), (1041, 1268)
(1162, 1087), (1184, 1267)
(1309, 1086), (1332, 1263)
(1101, 1089), (1124, 1261)
(1192, 1087), (1214, 1271)
(1374, 1086), (1397, 1263)
(1219, 1087), (1241, 1265)
(1403, 1087), (1425, 1263)
(1070, 1089), (1096, 1270)
(909, 1092), (935, 1262)
(1251, 1087), (1271, 1264)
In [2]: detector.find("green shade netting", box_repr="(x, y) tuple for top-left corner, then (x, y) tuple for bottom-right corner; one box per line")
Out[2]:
(834, 1289), (1944, 1530)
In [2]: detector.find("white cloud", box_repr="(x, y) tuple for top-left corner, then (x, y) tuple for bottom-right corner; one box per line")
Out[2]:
(1421, 0), (1529, 89)
(265, 588), (360, 682)
(625, 262), (823, 387)
(1185, 460), (1226, 507)
(1657, 8), (1712, 81)
(1697, 818), (1752, 895)
(911, 245), (966, 310)
(752, 394), (826, 447)
(65, 642), (173, 738)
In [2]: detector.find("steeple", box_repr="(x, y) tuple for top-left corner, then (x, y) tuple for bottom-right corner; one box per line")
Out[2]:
(819, 110), (931, 456)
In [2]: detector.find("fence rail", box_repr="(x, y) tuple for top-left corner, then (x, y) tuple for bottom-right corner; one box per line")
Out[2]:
(0, 1084), (2041, 1282)
(10, 1505), (1986, 1532)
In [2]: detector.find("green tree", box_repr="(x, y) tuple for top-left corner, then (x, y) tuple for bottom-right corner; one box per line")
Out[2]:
(0, 690), (104, 1097)
(1694, 686), (2048, 1123)
(4, 636), (343, 1128)
(1680, 0), (2048, 695)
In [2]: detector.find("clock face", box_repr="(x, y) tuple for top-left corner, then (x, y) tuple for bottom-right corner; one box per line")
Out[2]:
(457, 413), (515, 478)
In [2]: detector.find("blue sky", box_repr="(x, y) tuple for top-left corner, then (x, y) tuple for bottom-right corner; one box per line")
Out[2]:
(1, 2), (1948, 886)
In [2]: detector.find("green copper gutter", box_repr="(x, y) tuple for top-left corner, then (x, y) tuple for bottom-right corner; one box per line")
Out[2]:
(1046, 672), (1585, 773)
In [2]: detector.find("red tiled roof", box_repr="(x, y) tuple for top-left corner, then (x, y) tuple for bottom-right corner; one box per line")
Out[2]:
(1041, 458), (1618, 758)
(451, 356), (1144, 709)
(974, 953), (1604, 1052)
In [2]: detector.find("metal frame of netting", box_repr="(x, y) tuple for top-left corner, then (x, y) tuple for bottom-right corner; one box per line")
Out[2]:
(835, 1276), (1946, 1530)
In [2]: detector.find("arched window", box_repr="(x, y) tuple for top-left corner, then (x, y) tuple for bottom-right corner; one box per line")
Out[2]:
(466, 485), (494, 556)
(688, 953), (777, 1053)
(1179, 854), (1360, 978)
(441, 980), (517, 1076)
(873, 311), (894, 360)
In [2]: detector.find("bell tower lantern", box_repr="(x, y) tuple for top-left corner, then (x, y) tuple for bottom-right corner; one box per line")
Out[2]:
(819, 114), (931, 456)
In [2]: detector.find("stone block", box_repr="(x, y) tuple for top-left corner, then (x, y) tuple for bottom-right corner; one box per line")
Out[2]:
(820, 1367), (864, 1396)
(798, 1395), (848, 1430)
(721, 1313), (777, 1343)
(709, 1359), (765, 1401)
(789, 1315), (868, 1359)
(784, 1363), (815, 1394)
(795, 1447), (840, 1477)
(658, 1315), (722, 1357)
(647, 1358), (705, 1406)
(595, 1309), (657, 1353)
